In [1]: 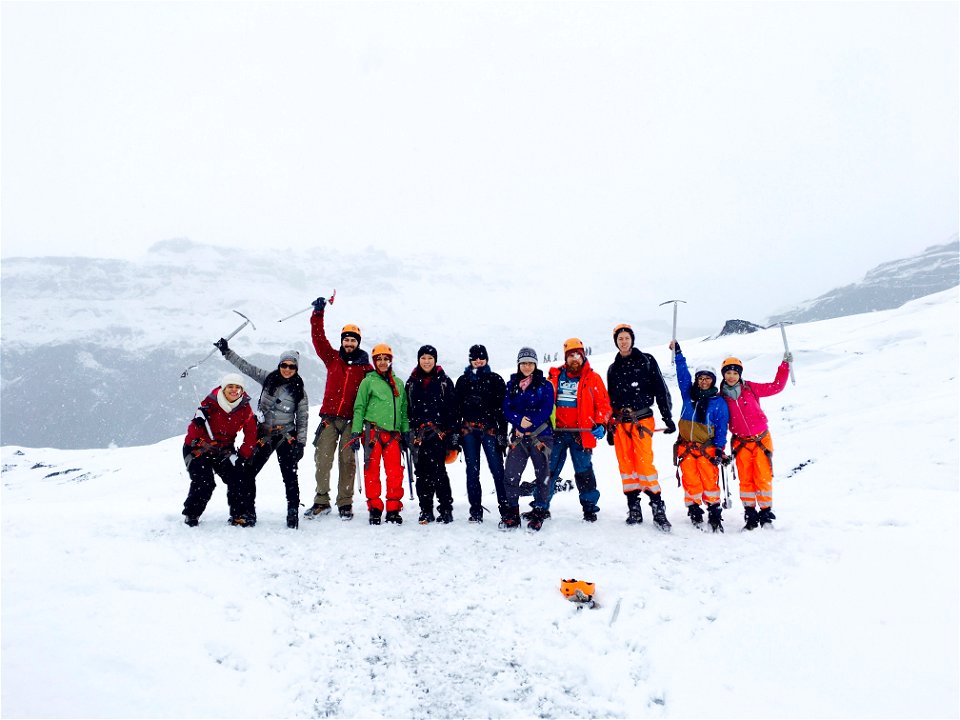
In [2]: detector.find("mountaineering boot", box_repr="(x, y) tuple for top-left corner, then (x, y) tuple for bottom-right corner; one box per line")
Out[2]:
(338, 505), (354, 521)
(418, 510), (435, 525)
(743, 506), (760, 531)
(437, 509), (454, 524)
(384, 510), (403, 525)
(228, 514), (247, 527)
(184, 515), (199, 527)
(649, 494), (672, 532)
(758, 507), (776, 529)
(304, 503), (331, 518)
(583, 511), (598, 523)
(527, 508), (548, 532)
(707, 503), (724, 533)
(287, 507), (299, 529)
(688, 504), (705, 529)
(369, 508), (383, 525)
(468, 508), (484, 523)
(625, 490), (643, 525)
(522, 508), (550, 521)
(498, 508), (521, 530)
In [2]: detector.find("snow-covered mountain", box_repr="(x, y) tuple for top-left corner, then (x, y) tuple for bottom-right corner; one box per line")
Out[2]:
(3, 288), (957, 718)
(767, 235), (959, 325)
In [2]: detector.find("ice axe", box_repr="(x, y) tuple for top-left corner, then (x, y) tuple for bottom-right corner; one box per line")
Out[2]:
(277, 289), (336, 323)
(180, 310), (256, 378)
(768, 320), (797, 385)
(659, 299), (686, 365)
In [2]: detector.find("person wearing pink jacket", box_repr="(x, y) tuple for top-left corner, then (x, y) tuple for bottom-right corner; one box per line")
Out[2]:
(719, 353), (792, 530)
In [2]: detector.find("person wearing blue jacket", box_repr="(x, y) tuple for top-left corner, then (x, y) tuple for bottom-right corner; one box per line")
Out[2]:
(500, 347), (555, 530)
(669, 340), (730, 532)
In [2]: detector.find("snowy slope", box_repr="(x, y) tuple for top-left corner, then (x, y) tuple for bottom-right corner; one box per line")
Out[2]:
(2, 288), (958, 718)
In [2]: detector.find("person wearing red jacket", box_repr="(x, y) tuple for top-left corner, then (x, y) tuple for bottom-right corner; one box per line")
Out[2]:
(719, 353), (791, 530)
(182, 373), (258, 527)
(538, 338), (612, 529)
(306, 295), (373, 521)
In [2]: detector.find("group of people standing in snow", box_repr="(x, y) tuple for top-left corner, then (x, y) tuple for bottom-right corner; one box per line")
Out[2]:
(181, 295), (792, 533)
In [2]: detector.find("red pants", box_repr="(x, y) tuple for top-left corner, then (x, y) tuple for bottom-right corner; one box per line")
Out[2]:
(363, 430), (405, 513)
(613, 417), (662, 495)
(733, 433), (774, 510)
(676, 441), (720, 507)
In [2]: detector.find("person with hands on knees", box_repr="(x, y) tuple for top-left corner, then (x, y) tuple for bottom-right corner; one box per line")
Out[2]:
(669, 340), (730, 532)
(216, 339), (309, 529)
(181, 373), (258, 527)
(719, 351), (791, 530)
(306, 294), (372, 521)
(352, 344), (410, 526)
(606, 324), (675, 531)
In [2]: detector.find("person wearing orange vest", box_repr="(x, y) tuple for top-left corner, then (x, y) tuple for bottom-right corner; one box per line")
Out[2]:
(719, 353), (791, 530)
(536, 338), (612, 530)
(307, 295), (372, 521)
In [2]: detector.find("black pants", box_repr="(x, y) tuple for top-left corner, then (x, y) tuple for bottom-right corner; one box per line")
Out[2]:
(247, 438), (301, 512)
(414, 435), (453, 514)
(183, 452), (251, 518)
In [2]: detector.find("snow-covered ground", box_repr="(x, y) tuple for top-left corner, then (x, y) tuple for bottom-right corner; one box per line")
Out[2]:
(3, 289), (958, 719)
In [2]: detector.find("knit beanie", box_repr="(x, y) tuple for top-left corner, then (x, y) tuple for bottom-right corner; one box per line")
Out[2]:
(279, 350), (299, 366)
(220, 373), (245, 391)
(517, 347), (538, 365)
(418, 344), (438, 361)
(469, 344), (488, 362)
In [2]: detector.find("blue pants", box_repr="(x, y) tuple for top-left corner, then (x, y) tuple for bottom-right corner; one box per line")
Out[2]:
(461, 428), (505, 513)
(536, 431), (600, 513)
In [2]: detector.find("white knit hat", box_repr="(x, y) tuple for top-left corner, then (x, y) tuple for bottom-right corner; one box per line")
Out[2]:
(221, 373), (245, 390)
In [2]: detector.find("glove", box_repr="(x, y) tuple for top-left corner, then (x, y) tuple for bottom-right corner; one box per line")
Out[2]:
(449, 433), (461, 451)
(400, 431), (412, 452)
(214, 337), (229, 355)
(710, 452), (723, 467)
(312, 296), (327, 312)
(291, 442), (304, 462)
(606, 428), (615, 446)
(662, 418), (677, 435)
(721, 453), (733, 467)
(783, 351), (793, 364)
(350, 432), (362, 451)
(591, 424), (605, 440)
(191, 416), (207, 428)
(672, 341), (682, 355)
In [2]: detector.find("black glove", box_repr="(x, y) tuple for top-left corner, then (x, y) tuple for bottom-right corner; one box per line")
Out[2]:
(721, 453), (733, 467)
(710, 452), (723, 466)
(312, 296), (327, 312)
(191, 416), (207, 428)
(350, 432), (362, 452)
(672, 341), (682, 355)
(400, 431), (412, 452)
(449, 432), (461, 451)
(606, 428), (615, 446)
(662, 418), (676, 435)
(291, 442), (304, 462)
(214, 337), (229, 355)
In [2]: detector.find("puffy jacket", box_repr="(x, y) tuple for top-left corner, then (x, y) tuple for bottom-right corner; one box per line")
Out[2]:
(455, 365), (507, 435)
(223, 350), (309, 445)
(352, 370), (410, 434)
(503, 369), (555, 437)
(311, 310), (373, 418)
(405, 366), (457, 432)
(675, 350), (729, 451)
(721, 362), (790, 437)
(548, 360), (612, 449)
(606, 348), (672, 423)
(184, 386), (258, 459)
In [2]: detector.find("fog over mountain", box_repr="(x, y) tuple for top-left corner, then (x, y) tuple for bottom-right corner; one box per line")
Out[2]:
(2, 237), (956, 449)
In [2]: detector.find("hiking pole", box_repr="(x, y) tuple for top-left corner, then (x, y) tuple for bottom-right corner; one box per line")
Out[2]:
(277, 289), (336, 323)
(659, 299), (687, 365)
(769, 321), (796, 385)
(180, 310), (256, 378)
(720, 461), (732, 509)
(404, 447), (415, 499)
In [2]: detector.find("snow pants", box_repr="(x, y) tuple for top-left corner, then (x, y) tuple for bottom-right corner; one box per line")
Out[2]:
(676, 440), (720, 507)
(247, 435), (301, 512)
(613, 417), (662, 496)
(545, 432), (599, 513)
(413, 434), (453, 515)
(362, 429), (405, 513)
(312, 415), (356, 509)
(503, 435), (553, 516)
(183, 452), (251, 519)
(461, 428), (505, 515)
(732, 432), (774, 510)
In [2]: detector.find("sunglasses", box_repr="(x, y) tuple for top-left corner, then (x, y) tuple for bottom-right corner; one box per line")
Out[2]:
(279, 363), (298, 370)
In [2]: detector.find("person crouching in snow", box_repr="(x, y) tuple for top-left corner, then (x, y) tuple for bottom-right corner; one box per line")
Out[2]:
(215, 339), (309, 529)
(719, 353), (791, 530)
(352, 344), (410, 525)
(182, 373), (258, 527)
(669, 340), (730, 532)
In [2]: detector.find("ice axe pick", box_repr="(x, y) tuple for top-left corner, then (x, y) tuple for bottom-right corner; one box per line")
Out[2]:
(769, 320), (797, 385)
(659, 299), (687, 365)
(179, 310), (256, 378)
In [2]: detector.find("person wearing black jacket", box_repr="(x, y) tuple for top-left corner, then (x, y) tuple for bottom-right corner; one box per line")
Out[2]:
(405, 345), (458, 524)
(454, 344), (507, 523)
(606, 324), (676, 531)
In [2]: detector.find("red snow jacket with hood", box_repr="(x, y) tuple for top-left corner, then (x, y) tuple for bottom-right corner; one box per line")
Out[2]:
(184, 387), (257, 459)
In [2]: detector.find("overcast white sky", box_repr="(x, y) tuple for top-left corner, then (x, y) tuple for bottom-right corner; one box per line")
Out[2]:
(2, 2), (957, 314)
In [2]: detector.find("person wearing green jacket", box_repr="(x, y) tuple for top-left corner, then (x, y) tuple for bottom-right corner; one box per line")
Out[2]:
(351, 343), (411, 525)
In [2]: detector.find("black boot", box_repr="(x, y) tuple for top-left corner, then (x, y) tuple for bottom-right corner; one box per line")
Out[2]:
(648, 493), (672, 532)
(687, 504), (704, 528)
(369, 508), (382, 525)
(384, 510), (403, 525)
(625, 490), (643, 525)
(758, 507), (776, 528)
(184, 514), (199, 527)
(522, 508), (550, 520)
(498, 508), (521, 530)
(743, 506), (759, 531)
(287, 507), (299, 529)
(418, 509), (435, 524)
(527, 507), (548, 531)
(338, 505), (354, 521)
(707, 503), (724, 533)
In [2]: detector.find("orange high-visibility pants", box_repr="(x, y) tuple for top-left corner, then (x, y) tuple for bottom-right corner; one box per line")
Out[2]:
(363, 430), (406, 513)
(677, 442), (720, 507)
(733, 433), (774, 510)
(613, 416), (662, 495)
